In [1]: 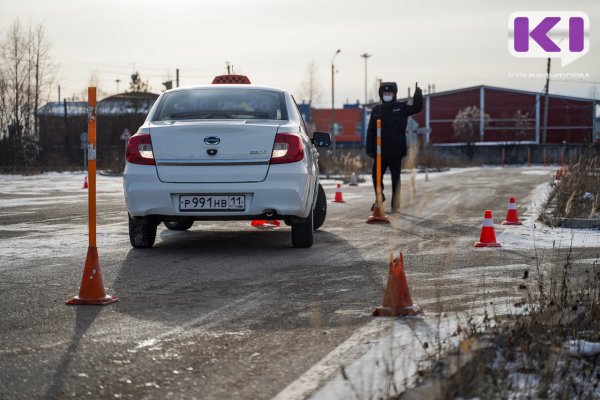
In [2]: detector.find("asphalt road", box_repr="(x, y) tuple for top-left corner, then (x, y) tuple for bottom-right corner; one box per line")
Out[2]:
(1, 167), (598, 400)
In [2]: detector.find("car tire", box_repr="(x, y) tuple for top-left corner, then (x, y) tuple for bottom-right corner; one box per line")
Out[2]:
(291, 209), (314, 248)
(164, 219), (194, 231)
(313, 184), (327, 230)
(128, 214), (157, 248)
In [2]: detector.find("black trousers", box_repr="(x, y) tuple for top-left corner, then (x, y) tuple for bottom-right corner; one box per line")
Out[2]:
(371, 158), (401, 208)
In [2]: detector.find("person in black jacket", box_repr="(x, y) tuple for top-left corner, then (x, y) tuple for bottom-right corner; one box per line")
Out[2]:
(366, 82), (423, 211)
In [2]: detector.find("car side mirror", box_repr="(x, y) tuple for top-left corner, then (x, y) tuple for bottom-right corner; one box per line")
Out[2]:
(311, 132), (331, 147)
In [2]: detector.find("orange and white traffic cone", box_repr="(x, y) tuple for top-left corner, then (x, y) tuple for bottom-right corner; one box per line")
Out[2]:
(373, 252), (423, 317)
(251, 220), (281, 228)
(333, 183), (345, 203)
(83, 175), (88, 189)
(474, 210), (501, 247)
(502, 197), (523, 225)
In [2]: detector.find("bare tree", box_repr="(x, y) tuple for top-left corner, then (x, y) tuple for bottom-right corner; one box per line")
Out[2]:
(514, 110), (534, 138)
(298, 61), (322, 105)
(29, 23), (53, 135)
(129, 71), (149, 93)
(452, 106), (489, 143)
(0, 19), (54, 169)
(1, 20), (27, 131)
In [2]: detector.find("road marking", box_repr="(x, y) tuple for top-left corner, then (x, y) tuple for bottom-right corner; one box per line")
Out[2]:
(134, 293), (260, 350)
(271, 319), (389, 400)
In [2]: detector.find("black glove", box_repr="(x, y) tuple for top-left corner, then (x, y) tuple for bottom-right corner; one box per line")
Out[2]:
(414, 82), (422, 95)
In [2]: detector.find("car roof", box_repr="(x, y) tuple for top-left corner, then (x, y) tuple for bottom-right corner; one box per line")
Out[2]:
(163, 84), (287, 95)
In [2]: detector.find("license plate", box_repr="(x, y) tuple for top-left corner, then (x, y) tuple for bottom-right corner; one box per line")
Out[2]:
(179, 195), (245, 211)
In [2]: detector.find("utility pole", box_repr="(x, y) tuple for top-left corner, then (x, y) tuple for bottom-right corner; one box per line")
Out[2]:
(176, 69), (180, 87)
(360, 52), (371, 106)
(226, 62), (231, 75)
(115, 79), (121, 93)
(542, 58), (551, 144)
(58, 85), (61, 102)
(331, 49), (341, 158)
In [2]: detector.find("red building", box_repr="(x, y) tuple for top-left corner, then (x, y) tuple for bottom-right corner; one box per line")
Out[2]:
(311, 107), (363, 144)
(410, 85), (597, 145)
(308, 86), (597, 148)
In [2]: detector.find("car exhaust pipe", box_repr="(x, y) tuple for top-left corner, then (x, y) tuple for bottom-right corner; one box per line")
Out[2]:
(264, 209), (275, 217)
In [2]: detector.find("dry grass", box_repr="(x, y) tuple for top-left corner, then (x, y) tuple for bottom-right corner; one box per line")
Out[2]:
(546, 147), (600, 220)
(317, 149), (371, 178)
(437, 248), (600, 399)
(317, 146), (477, 179)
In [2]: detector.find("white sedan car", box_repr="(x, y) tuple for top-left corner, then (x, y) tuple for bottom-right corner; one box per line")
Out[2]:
(123, 75), (331, 248)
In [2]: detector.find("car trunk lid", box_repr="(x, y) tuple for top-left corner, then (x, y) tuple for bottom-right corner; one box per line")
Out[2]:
(150, 120), (282, 183)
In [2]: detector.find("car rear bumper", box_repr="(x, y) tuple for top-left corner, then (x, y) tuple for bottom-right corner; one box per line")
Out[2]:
(123, 162), (315, 219)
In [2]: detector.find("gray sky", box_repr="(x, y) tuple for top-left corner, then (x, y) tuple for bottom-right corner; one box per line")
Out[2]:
(0, 0), (598, 106)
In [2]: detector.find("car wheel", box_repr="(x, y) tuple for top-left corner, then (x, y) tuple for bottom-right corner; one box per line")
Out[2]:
(291, 209), (314, 248)
(164, 219), (194, 231)
(128, 214), (157, 248)
(313, 183), (327, 230)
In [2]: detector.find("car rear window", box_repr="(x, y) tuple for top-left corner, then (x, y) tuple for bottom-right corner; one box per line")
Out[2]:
(152, 88), (288, 121)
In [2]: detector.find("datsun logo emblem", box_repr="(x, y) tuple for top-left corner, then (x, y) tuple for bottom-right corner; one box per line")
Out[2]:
(204, 136), (220, 145)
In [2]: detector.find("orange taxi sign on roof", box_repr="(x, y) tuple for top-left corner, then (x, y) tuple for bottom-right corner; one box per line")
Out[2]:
(212, 75), (251, 84)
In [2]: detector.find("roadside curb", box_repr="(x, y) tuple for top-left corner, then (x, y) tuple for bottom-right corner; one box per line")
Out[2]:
(541, 212), (600, 229)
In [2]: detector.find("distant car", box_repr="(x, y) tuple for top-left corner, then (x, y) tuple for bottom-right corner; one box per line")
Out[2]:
(123, 75), (331, 248)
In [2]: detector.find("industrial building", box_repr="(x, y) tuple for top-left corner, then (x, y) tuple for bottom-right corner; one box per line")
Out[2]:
(305, 85), (599, 147)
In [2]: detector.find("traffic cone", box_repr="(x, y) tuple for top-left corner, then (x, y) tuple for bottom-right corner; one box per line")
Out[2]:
(502, 197), (523, 225)
(366, 200), (390, 224)
(333, 184), (345, 203)
(83, 176), (88, 189)
(349, 173), (358, 186)
(251, 220), (281, 228)
(373, 252), (423, 317)
(67, 247), (118, 305)
(474, 210), (502, 247)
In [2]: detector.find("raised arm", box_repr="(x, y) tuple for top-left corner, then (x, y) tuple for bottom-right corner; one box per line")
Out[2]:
(407, 83), (423, 115)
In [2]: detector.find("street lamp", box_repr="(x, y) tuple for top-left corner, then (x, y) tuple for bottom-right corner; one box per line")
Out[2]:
(331, 49), (341, 157)
(360, 52), (371, 107)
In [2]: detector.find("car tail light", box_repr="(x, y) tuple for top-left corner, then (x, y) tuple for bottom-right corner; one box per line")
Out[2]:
(270, 133), (304, 164)
(126, 133), (156, 165)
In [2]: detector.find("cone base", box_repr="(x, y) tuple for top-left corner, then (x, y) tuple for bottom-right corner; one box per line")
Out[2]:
(502, 221), (522, 225)
(66, 295), (119, 306)
(332, 200), (345, 203)
(366, 216), (390, 224)
(372, 305), (423, 317)
(251, 220), (280, 228)
(474, 241), (502, 247)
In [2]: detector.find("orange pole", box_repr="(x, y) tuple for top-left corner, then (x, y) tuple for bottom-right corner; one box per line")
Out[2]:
(88, 87), (97, 248)
(376, 119), (383, 206)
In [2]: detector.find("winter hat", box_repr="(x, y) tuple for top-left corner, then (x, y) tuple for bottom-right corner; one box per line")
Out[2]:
(378, 82), (398, 101)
